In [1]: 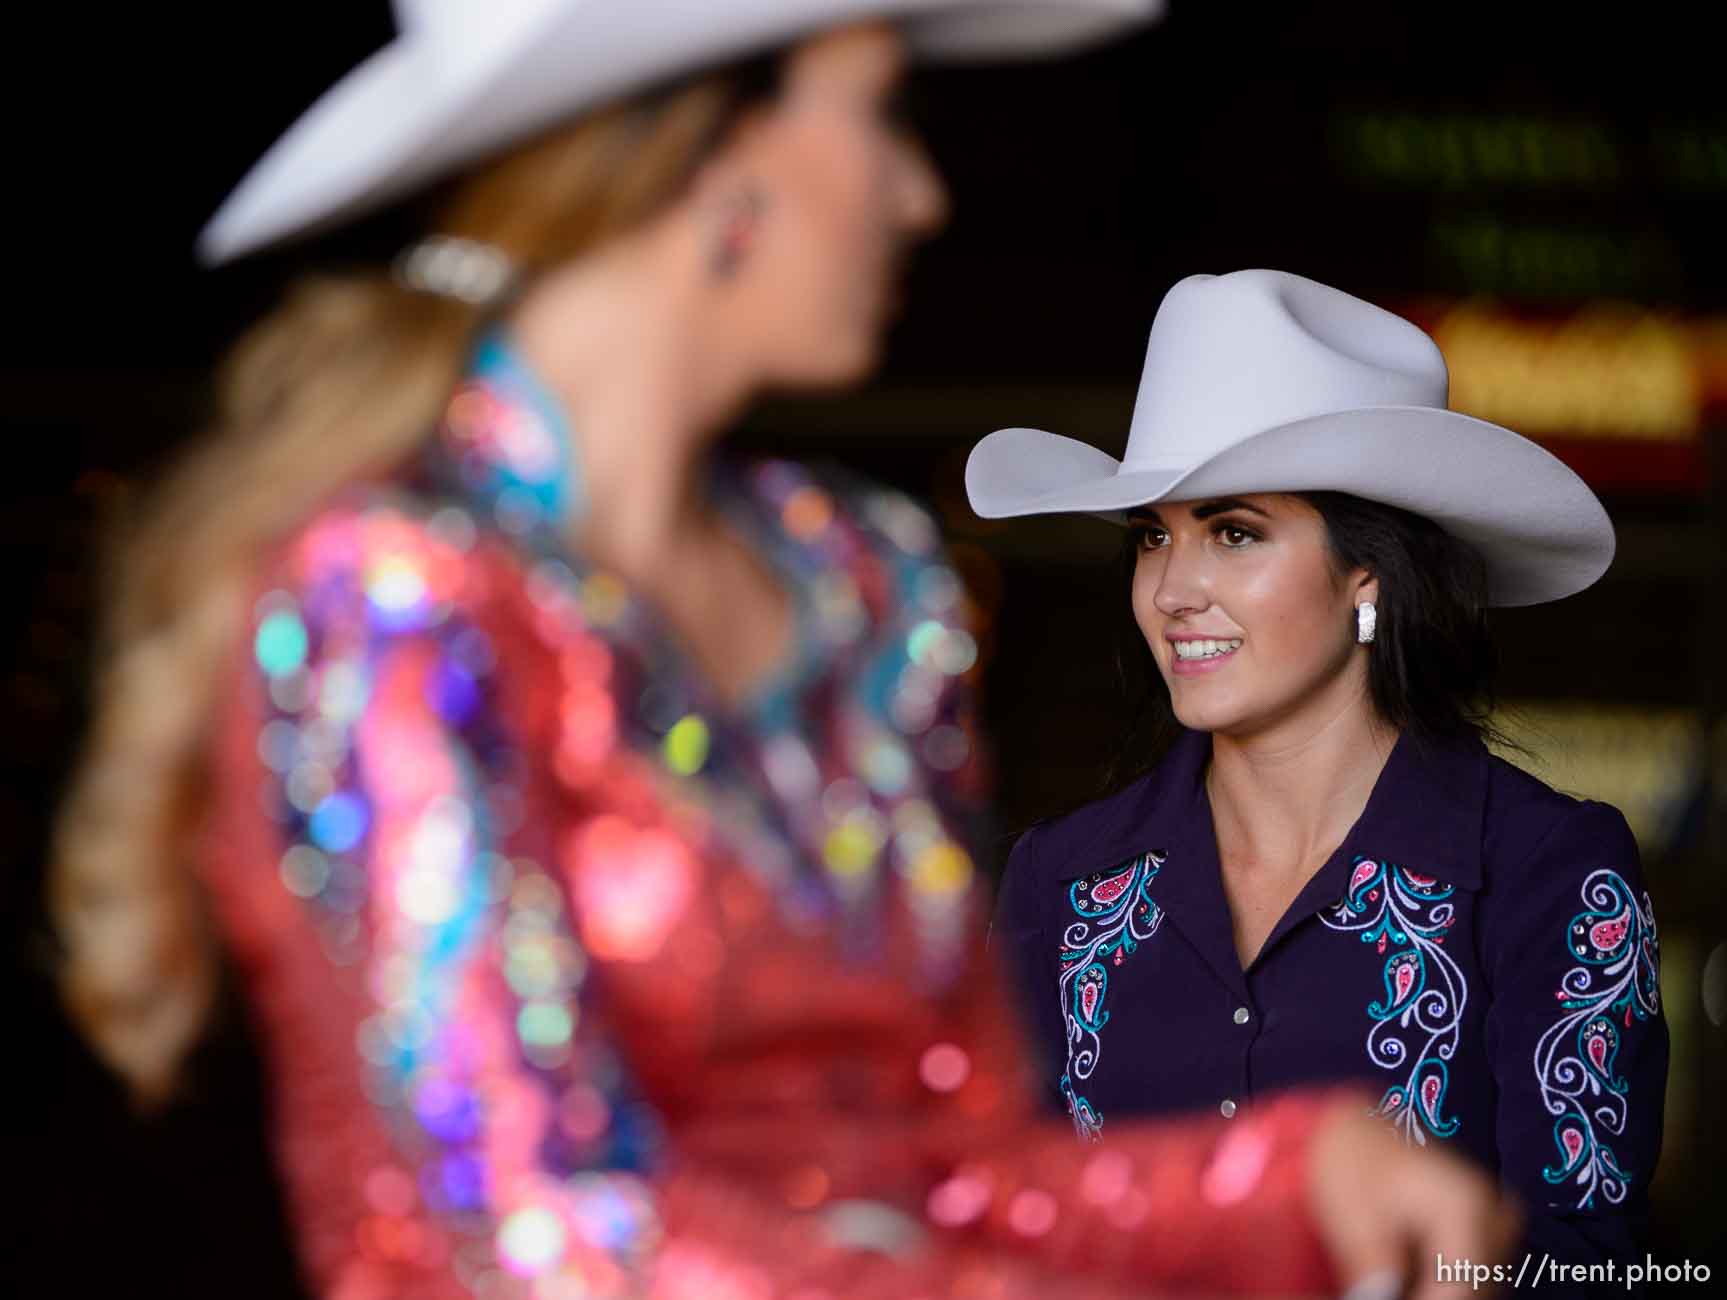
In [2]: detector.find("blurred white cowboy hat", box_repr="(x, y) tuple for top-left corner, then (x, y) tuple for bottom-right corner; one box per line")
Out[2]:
(198, 0), (1163, 264)
(965, 269), (1615, 606)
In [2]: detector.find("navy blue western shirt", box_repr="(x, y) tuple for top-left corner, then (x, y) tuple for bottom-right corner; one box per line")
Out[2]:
(993, 727), (1667, 1272)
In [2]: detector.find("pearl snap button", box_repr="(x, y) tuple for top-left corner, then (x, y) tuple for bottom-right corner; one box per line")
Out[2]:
(1220, 1099), (1237, 1119)
(1233, 1006), (1250, 1025)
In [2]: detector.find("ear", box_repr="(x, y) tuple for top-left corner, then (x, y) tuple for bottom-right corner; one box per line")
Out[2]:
(1353, 568), (1379, 609)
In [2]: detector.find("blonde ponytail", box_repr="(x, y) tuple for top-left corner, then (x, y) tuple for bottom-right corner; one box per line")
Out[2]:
(50, 65), (770, 1102)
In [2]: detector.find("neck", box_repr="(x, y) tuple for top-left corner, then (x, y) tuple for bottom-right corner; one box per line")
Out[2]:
(1205, 689), (1397, 880)
(506, 216), (754, 582)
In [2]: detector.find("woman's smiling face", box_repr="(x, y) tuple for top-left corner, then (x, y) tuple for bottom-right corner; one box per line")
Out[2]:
(1129, 493), (1379, 741)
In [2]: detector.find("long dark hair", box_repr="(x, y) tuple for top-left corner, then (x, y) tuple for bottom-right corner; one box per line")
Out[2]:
(1103, 490), (1500, 792)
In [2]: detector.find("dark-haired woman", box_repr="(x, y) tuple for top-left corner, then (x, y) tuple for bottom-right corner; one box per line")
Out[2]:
(972, 270), (1668, 1274)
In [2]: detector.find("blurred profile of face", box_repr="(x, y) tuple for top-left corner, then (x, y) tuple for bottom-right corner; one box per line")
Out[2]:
(727, 22), (950, 385)
(1129, 493), (1379, 742)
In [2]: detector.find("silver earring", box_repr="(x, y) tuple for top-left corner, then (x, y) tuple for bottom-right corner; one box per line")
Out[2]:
(1356, 601), (1377, 645)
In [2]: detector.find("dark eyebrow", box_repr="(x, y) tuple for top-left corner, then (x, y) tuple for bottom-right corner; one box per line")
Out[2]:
(1191, 498), (1270, 520)
(1128, 498), (1269, 524)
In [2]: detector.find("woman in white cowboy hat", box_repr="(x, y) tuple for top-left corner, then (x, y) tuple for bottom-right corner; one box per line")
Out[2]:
(975, 269), (1668, 1274)
(52, 7), (1512, 1295)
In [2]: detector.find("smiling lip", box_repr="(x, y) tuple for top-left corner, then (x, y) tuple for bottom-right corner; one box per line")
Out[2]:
(1167, 636), (1242, 677)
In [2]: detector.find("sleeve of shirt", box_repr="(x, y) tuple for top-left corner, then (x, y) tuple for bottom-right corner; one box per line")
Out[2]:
(988, 826), (1069, 1105)
(204, 507), (683, 1297)
(1478, 799), (1668, 1270)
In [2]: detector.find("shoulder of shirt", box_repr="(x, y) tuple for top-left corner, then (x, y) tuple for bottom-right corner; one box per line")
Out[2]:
(265, 481), (518, 607)
(1004, 765), (1169, 884)
(1480, 751), (1641, 891)
(762, 457), (951, 564)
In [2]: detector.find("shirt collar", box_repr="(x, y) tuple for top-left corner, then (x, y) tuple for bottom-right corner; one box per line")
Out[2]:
(1078, 724), (1490, 905)
(429, 327), (586, 533)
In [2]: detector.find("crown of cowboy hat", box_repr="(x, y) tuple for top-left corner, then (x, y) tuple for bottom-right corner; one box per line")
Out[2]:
(198, 0), (1163, 264)
(965, 269), (1615, 607)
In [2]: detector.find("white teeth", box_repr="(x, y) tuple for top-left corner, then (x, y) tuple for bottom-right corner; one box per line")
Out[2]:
(1173, 638), (1242, 661)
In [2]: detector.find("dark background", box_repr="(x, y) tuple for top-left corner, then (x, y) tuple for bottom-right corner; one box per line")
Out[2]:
(7, 1), (1723, 1292)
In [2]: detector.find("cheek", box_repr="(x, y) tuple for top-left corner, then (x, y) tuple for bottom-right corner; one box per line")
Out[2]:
(1234, 559), (1352, 680)
(774, 132), (889, 306)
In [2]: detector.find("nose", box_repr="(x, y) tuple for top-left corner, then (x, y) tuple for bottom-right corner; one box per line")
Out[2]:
(1148, 539), (1211, 618)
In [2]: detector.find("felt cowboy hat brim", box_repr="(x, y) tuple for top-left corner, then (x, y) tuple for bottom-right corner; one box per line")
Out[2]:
(198, 0), (1163, 265)
(967, 407), (1615, 609)
(965, 269), (1617, 608)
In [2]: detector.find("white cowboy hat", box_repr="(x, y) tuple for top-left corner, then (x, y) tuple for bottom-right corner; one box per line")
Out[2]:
(198, 0), (1163, 265)
(965, 269), (1615, 607)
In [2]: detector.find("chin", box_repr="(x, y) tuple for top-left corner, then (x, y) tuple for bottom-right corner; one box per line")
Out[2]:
(1168, 690), (1251, 737)
(777, 337), (880, 390)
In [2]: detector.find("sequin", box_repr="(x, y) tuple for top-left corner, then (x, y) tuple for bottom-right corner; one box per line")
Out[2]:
(279, 845), (331, 898)
(1007, 1188), (1059, 1238)
(909, 842), (973, 899)
(919, 1043), (971, 1093)
(518, 1001), (575, 1049)
(823, 819), (884, 879)
(926, 1171), (992, 1228)
(781, 486), (835, 539)
(415, 1078), (481, 1144)
(365, 1165), (418, 1216)
(559, 1086), (612, 1143)
(819, 778), (870, 821)
(367, 555), (429, 615)
(866, 491), (938, 554)
(286, 760), (335, 813)
(1079, 1151), (1134, 1207)
(859, 737), (912, 795)
(506, 936), (566, 998)
(1200, 1122), (1274, 1207)
(318, 661), (369, 722)
(398, 864), (461, 927)
(916, 565), (962, 614)
(663, 714), (711, 776)
(439, 1154), (487, 1211)
(258, 719), (300, 772)
(571, 818), (697, 962)
(309, 792), (368, 853)
(923, 724), (971, 772)
(784, 1164), (831, 1210)
(762, 735), (820, 800)
(890, 676), (940, 734)
(498, 1206), (566, 1276)
(255, 609), (308, 678)
(582, 573), (629, 626)
(427, 505), (478, 552)
(269, 668), (312, 713)
(906, 619), (945, 668)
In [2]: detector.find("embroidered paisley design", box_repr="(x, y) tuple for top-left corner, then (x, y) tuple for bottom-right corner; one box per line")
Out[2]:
(1056, 851), (1166, 1139)
(1535, 868), (1660, 1209)
(1321, 857), (1465, 1143)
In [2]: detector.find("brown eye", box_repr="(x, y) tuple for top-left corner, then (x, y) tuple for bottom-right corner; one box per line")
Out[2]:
(1130, 524), (1169, 551)
(1217, 524), (1258, 548)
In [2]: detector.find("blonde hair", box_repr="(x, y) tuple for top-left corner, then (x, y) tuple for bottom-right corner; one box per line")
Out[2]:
(50, 65), (774, 1103)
